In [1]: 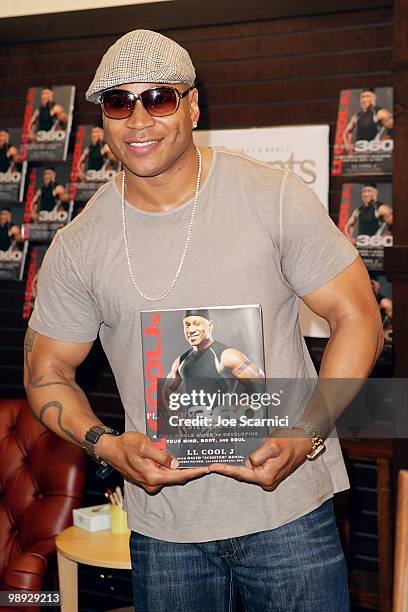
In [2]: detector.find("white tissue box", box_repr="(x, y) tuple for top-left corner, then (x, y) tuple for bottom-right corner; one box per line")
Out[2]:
(73, 504), (111, 532)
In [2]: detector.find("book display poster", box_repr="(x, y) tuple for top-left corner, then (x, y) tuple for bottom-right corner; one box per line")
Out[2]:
(21, 165), (73, 243)
(339, 183), (392, 271)
(194, 126), (331, 338)
(20, 85), (75, 162)
(0, 204), (28, 280)
(68, 125), (121, 201)
(141, 305), (268, 467)
(22, 245), (48, 319)
(0, 128), (27, 202)
(332, 87), (393, 176)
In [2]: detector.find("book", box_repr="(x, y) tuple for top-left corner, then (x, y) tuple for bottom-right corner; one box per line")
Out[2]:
(68, 125), (121, 201)
(0, 203), (28, 281)
(141, 304), (270, 467)
(21, 165), (73, 243)
(0, 127), (27, 203)
(338, 182), (392, 271)
(331, 86), (393, 176)
(20, 85), (75, 162)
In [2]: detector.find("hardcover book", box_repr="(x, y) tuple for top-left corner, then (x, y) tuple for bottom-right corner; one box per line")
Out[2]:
(21, 165), (73, 243)
(338, 182), (392, 271)
(68, 125), (121, 201)
(20, 85), (75, 162)
(0, 203), (28, 281)
(141, 304), (270, 467)
(331, 87), (393, 176)
(0, 128), (27, 203)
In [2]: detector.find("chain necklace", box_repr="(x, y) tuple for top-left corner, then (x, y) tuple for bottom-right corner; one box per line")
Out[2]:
(121, 146), (202, 301)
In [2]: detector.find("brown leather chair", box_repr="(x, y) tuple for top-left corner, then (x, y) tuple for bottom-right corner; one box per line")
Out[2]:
(0, 398), (86, 607)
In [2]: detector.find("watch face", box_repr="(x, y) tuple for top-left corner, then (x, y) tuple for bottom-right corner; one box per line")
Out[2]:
(85, 426), (105, 444)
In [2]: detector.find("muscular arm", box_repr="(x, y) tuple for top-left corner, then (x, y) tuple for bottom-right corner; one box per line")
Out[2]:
(343, 114), (357, 151)
(210, 257), (383, 489)
(344, 210), (357, 240)
(30, 189), (41, 219)
(220, 349), (264, 380)
(24, 328), (208, 491)
(24, 328), (100, 446)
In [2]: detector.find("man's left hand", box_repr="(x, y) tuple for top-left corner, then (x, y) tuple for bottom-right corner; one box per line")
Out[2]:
(208, 432), (312, 492)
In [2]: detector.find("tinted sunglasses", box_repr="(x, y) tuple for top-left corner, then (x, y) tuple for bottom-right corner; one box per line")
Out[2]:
(101, 86), (194, 119)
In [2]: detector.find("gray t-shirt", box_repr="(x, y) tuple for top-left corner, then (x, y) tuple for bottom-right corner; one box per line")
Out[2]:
(29, 148), (358, 543)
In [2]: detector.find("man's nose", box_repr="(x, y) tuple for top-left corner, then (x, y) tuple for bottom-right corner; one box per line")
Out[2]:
(125, 99), (156, 130)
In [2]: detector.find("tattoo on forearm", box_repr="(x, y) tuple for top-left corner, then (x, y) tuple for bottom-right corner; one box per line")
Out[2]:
(24, 327), (37, 352)
(235, 359), (252, 375)
(39, 400), (80, 444)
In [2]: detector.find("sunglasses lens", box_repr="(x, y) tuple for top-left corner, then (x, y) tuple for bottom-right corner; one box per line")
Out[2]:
(143, 88), (178, 117)
(102, 91), (134, 119)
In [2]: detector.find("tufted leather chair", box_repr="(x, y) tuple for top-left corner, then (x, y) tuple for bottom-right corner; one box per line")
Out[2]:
(0, 398), (86, 607)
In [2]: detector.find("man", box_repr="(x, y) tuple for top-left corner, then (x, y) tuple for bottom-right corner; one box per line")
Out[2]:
(344, 183), (393, 242)
(343, 87), (393, 154)
(0, 129), (20, 173)
(164, 308), (265, 424)
(0, 207), (21, 251)
(77, 126), (115, 181)
(30, 167), (68, 222)
(28, 87), (67, 141)
(25, 30), (383, 611)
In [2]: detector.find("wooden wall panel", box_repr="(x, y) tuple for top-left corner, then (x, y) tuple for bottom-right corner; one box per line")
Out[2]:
(0, 4), (395, 609)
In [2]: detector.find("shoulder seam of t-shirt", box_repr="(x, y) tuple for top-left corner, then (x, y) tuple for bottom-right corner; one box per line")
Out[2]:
(58, 233), (103, 315)
(279, 169), (291, 256)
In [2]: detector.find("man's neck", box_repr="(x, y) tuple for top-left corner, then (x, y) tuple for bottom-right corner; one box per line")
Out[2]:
(119, 145), (212, 213)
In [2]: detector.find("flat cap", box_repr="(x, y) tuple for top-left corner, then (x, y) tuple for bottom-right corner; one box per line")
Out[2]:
(86, 29), (196, 103)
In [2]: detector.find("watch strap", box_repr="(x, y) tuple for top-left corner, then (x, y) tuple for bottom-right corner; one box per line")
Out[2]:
(83, 425), (120, 464)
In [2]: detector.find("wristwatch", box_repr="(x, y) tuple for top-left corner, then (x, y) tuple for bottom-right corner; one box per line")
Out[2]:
(292, 420), (326, 461)
(83, 425), (120, 465)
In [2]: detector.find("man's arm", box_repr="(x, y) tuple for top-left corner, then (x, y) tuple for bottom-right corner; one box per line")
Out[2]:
(24, 328), (208, 494)
(221, 349), (265, 380)
(210, 257), (383, 489)
(344, 210), (357, 240)
(343, 114), (357, 153)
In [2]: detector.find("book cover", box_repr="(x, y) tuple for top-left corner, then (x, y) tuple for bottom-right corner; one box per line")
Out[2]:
(339, 182), (392, 271)
(0, 204), (28, 281)
(21, 165), (73, 243)
(20, 85), (75, 162)
(68, 125), (121, 201)
(331, 87), (393, 176)
(141, 304), (271, 467)
(0, 128), (27, 203)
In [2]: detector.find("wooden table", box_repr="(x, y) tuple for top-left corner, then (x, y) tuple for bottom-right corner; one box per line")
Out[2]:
(56, 526), (131, 612)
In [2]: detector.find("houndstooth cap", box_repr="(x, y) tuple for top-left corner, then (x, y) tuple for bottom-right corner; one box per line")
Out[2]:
(86, 29), (196, 103)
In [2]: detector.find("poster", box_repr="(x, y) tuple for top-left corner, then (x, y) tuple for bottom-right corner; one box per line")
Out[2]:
(0, 204), (28, 280)
(0, 128), (27, 202)
(141, 305), (268, 467)
(332, 87), (393, 176)
(21, 165), (73, 243)
(339, 182), (392, 271)
(194, 125), (330, 337)
(20, 85), (75, 162)
(68, 125), (121, 201)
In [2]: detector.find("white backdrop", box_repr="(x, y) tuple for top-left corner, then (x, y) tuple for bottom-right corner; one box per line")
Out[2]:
(0, 0), (171, 18)
(193, 125), (331, 338)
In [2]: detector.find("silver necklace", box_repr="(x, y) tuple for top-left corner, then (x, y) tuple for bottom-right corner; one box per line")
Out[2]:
(121, 146), (202, 301)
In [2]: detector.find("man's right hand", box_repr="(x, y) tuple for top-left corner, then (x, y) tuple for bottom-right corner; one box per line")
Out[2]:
(97, 431), (209, 494)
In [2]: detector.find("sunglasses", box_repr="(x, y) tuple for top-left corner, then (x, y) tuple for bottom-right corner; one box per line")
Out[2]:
(101, 86), (194, 119)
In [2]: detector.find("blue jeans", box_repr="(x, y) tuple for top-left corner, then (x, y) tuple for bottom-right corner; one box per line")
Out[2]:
(130, 499), (349, 612)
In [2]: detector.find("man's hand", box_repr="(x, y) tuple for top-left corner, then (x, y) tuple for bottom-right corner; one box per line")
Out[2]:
(209, 431), (312, 492)
(98, 431), (209, 495)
